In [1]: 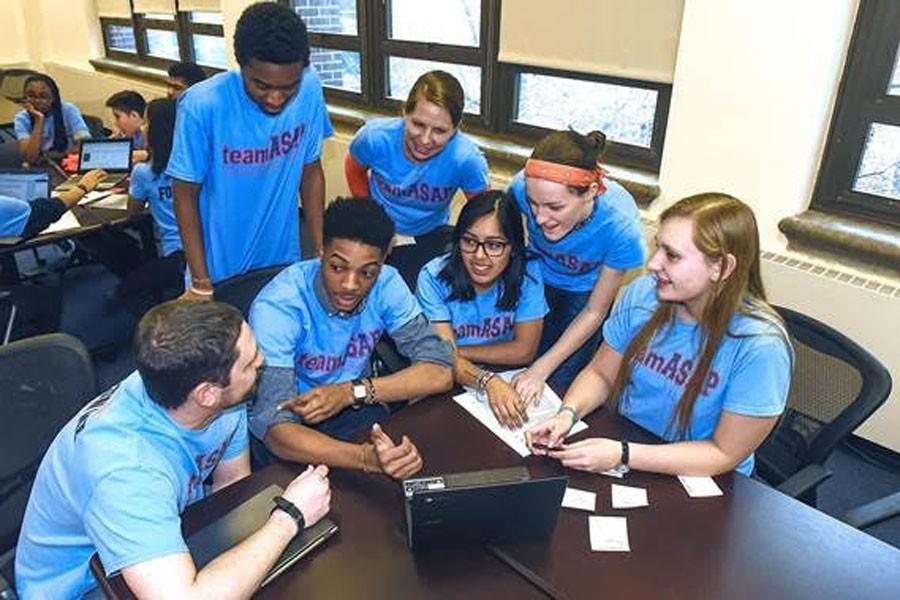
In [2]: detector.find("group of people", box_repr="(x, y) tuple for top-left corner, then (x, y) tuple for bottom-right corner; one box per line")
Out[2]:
(11, 2), (793, 598)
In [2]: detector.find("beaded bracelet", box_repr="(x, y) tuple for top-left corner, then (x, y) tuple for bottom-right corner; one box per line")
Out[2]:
(557, 405), (578, 429)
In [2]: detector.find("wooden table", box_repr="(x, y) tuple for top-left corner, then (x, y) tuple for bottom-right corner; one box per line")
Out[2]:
(98, 393), (900, 599)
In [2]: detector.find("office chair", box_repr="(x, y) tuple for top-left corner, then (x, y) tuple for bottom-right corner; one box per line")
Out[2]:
(755, 305), (892, 506)
(82, 114), (111, 139)
(0, 333), (96, 593)
(213, 264), (289, 319)
(0, 69), (40, 103)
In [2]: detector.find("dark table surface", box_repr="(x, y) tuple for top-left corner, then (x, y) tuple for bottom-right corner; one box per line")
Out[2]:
(103, 392), (900, 599)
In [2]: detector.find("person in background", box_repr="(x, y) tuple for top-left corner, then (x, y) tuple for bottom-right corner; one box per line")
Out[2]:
(528, 194), (792, 478)
(249, 197), (453, 480)
(16, 301), (332, 598)
(416, 191), (548, 429)
(166, 62), (208, 100)
(508, 129), (646, 399)
(117, 98), (185, 315)
(105, 90), (149, 163)
(0, 169), (105, 239)
(168, 2), (333, 299)
(345, 70), (489, 287)
(14, 73), (90, 165)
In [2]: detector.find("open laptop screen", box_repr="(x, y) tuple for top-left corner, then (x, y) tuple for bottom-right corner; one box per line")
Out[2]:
(79, 139), (132, 173)
(0, 169), (51, 202)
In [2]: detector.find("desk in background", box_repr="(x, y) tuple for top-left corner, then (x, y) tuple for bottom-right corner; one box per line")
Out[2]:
(96, 394), (900, 599)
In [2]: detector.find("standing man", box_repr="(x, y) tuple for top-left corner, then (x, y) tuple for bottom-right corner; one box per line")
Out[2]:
(167, 2), (333, 299)
(15, 301), (332, 598)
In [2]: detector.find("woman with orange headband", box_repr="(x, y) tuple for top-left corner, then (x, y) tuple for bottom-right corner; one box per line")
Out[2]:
(508, 129), (645, 401)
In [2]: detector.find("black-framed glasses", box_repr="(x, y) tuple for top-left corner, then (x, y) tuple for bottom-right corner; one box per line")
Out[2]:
(459, 235), (509, 257)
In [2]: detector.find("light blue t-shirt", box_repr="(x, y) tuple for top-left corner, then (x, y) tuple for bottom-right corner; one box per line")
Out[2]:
(0, 195), (30, 237)
(349, 117), (489, 235)
(602, 274), (792, 476)
(15, 371), (248, 599)
(249, 260), (420, 392)
(166, 69), (334, 283)
(14, 102), (90, 152)
(508, 171), (646, 293)
(416, 254), (548, 345)
(129, 163), (182, 256)
(132, 128), (146, 150)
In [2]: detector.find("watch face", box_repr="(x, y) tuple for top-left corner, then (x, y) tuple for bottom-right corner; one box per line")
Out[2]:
(353, 384), (368, 400)
(613, 463), (630, 475)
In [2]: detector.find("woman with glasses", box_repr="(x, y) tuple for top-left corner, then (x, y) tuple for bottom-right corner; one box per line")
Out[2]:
(14, 73), (91, 165)
(508, 128), (646, 401)
(416, 191), (548, 428)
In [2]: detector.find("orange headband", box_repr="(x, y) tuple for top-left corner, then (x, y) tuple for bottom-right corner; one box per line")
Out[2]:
(524, 159), (608, 191)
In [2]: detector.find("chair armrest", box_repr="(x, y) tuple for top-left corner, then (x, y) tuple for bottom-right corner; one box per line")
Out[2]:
(842, 491), (900, 530)
(775, 463), (832, 498)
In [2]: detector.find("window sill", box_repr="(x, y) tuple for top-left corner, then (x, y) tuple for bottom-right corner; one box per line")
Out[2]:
(90, 57), (170, 85)
(778, 210), (900, 279)
(328, 105), (661, 208)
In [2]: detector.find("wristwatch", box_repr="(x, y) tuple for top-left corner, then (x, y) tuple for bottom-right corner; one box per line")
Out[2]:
(351, 379), (368, 409)
(271, 495), (305, 534)
(612, 440), (630, 475)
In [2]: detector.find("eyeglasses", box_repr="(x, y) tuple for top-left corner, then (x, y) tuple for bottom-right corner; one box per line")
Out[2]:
(459, 235), (509, 257)
(24, 92), (52, 101)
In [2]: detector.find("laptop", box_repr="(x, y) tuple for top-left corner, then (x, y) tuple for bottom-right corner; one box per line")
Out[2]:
(403, 466), (567, 550)
(57, 138), (133, 191)
(0, 168), (50, 202)
(186, 484), (338, 588)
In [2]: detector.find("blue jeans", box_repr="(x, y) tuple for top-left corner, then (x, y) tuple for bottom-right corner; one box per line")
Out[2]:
(540, 285), (604, 396)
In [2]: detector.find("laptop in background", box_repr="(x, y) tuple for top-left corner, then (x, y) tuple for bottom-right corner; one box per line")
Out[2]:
(186, 483), (338, 588)
(57, 138), (133, 191)
(403, 466), (567, 550)
(0, 169), (50, 201)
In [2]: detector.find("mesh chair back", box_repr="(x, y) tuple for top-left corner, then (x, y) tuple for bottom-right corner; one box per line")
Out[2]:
(0, 333), (96, 552)
(214, 265), (289, 319)
(757, 306), (892, 482)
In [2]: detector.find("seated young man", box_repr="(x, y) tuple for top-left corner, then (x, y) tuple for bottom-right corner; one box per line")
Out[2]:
(249, 197), (454, 480)
(105, 90), (149, 162)
(16, 301), (332, 599)
(166, 61), (208, 100)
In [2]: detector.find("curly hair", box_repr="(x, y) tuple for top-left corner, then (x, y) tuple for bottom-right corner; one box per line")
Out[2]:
(234, 2), (310, 67)
(324, 197), (395, 255)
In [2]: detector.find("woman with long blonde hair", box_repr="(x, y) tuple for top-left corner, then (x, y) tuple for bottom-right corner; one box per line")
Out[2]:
(528, 193), (792, 476)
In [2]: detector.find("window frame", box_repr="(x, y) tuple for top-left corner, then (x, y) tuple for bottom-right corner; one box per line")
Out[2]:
(812, 0), (900, 225)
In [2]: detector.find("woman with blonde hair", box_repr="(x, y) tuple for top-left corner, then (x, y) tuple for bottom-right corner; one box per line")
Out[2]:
(528, 193), (792, 477)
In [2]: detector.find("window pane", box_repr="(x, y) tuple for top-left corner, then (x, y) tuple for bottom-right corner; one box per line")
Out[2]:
(106, 24), (137, 54)
(290, 0), (357, 36)
(388, 0), (479, 47)
(516, 73), (658, 148)
(146, 29), (180, 61)
(388, 57), (481, 114)
(193, 34), (228, 69)
(311, 47), (361, 93)
(889, 43), (900, 96)
(191, 11), (223, 25)
(853, 123), (900, 201)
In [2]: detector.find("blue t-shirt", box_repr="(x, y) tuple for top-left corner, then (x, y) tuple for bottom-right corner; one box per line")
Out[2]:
(129, 163), (182, 256)
(0, 195), (31, 237)
(349, 117), (489, 235)
(166, 69), (334, 283)
(249, 260), (421, 392)
(15, 371), (248, 599)
(14, 102), (90, 152)
(132, 128), (147, 150)
(508, 171), (646, 293)
(602, 274), (792, 476)
(416, 254), (548, 345)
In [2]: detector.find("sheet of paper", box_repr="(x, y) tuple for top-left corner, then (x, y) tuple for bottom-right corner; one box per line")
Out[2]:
(678, 475), (723, 498)
(79, 191), (128, 210)
(589, 516), (630, 552)
(452, 369), (587, 457)
(611, 484), (649, 509)
(40, 210), (81, 234)
(561, 487), (596, 512)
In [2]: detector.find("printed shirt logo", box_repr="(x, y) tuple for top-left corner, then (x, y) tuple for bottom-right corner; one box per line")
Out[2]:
(455, 315), (514, 340)
(297, 329), (383, 375)
(372, 171), (454, 204)
(634, 348), (721, 396)
(186, 433), (234, 503)
(221, 125), (305, 166)
(540, 247), (602, 274)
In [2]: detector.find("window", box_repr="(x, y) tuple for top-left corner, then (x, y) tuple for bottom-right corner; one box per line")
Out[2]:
(813, 0), (900, 225)
(287, 0), (672, 171)
(99, 3), (227, 72)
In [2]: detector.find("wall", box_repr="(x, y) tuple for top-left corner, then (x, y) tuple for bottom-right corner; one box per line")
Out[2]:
(0, 0), (32, 66)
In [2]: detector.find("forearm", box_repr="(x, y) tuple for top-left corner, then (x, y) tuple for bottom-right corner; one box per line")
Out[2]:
(300, 163), (325, 255)
(21, 128), (42, 163)
(561, 363), (613, 417)
(628, 439), (736, 477)
(173, 180), (210, 286)
(266, 423), (368, 471)
(458, 339), (537, 367)
(372, 362), (453, 402)
(452, 355), (484, 387)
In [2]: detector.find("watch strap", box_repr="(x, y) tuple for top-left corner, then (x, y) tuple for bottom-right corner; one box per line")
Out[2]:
(272, 495), (305, 534)
(620, 440), (630, 467)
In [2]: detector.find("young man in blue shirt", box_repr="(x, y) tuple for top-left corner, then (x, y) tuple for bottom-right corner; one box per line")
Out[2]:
(15, 301), (332, 599)
(167, 2), (333, 298)
(249, 197), (454, 480)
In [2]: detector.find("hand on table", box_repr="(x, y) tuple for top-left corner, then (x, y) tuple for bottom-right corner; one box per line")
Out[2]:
(281, 465), (331, 530)
(511, 367), (548, 406)
(369, 423), (422, 480)
(526, 412), (574, 454)
(279, 383), (351, 425)
(486, 377), (527, 429)
(546, 438), (621, 473)
(79, 169), (108, 192)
